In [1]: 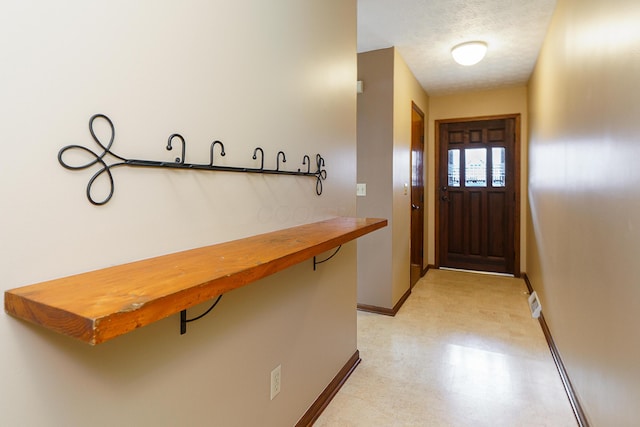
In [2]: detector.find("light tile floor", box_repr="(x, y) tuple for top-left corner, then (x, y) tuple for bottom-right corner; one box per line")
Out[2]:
(314, 269), (577, 426)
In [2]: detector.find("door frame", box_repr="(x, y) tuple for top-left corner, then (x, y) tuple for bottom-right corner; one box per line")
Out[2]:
(434, 113), (521, 276)
(410, 102), (426, 287)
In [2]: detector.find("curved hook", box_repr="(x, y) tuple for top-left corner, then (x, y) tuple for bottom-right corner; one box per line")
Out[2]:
(167, 134), (186, 164)
(209, 140), (226, 166)
(298, 155), (311, 173)
(276, 151), (287, 171)
(252, 147), (264, 170)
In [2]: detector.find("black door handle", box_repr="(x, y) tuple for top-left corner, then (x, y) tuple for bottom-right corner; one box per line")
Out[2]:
(411, 204), (420, 210)
(441, 196), (449, 202)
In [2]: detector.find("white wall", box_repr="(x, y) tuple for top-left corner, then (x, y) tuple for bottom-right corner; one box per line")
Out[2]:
(527, 0), (640, 424)
(0, 1), (357, 426)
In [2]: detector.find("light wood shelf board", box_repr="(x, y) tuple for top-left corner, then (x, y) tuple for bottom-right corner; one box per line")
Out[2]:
(4, 217), (387, 345)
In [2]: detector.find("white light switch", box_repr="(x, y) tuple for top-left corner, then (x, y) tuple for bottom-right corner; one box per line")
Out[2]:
(356, 183), (366, 196)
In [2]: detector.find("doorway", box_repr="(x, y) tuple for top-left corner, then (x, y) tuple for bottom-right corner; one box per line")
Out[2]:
(435, 115), (520, 275)
(410, 103), (425, 287)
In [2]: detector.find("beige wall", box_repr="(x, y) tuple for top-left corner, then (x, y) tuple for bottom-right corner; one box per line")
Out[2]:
(356, 48), (394, 307)
(0, 1), (357, 426)
(428, 86), (528, 270)
(392, 49), (429, 301)
(357, 48), (428, 309)
(527, 0), (640, 424)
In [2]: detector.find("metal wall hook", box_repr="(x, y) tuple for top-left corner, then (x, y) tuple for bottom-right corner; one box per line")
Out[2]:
(252, 147), (264, 170)
(167, 133), (186, 164)
(58, 114), (327, 205)
(209, 140), (226, 166)
(299, 155), (311, 173)
(276, 151), (286, 171)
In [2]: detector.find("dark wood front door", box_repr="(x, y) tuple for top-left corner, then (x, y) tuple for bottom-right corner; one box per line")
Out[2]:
(437, 116), (519, 275)
(410, 103), (425, 287)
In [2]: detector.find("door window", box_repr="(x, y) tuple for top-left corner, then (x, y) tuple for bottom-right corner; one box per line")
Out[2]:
(448, 149), (460, 187)
(465, 148), (487, 187)
(492, 147), (506, 187)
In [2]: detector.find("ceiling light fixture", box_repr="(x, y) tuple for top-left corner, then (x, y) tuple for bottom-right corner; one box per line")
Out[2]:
(451, 41), (488, 66)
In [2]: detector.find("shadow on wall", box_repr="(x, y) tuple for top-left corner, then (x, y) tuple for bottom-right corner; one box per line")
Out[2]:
(6, 265), (318, 401)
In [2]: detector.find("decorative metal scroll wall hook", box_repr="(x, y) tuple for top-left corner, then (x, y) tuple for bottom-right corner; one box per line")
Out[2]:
(58, 114), (123, 205)
(57, 114), (327, 205)
(315, 154), (328, 196)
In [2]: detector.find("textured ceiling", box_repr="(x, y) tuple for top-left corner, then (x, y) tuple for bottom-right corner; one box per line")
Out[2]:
(358, 0), (557, 95)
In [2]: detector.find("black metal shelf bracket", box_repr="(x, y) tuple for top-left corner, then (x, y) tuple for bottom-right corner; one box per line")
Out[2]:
(180, 295), (223, 335)
(313, 245), (342, 271)
(58, 114), (328, 205)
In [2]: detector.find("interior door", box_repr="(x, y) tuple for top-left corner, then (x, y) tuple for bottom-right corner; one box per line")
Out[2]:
(437, 117), (518, 274)
(410, 103), (425, 287)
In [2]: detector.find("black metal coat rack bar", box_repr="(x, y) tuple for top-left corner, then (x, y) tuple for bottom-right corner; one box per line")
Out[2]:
(58, 114), (327, 205)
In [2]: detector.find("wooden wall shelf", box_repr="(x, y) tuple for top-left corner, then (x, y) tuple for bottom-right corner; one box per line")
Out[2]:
(4, 217), (386, 345)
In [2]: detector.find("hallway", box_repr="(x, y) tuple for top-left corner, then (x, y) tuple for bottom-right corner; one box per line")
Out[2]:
(315, 269), (576, 426)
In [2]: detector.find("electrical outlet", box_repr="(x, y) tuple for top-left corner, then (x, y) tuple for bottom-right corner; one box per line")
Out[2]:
(270, 365), (281, 400)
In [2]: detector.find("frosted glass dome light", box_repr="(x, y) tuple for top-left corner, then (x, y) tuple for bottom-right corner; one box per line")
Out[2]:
(451, 41), (488, 66)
